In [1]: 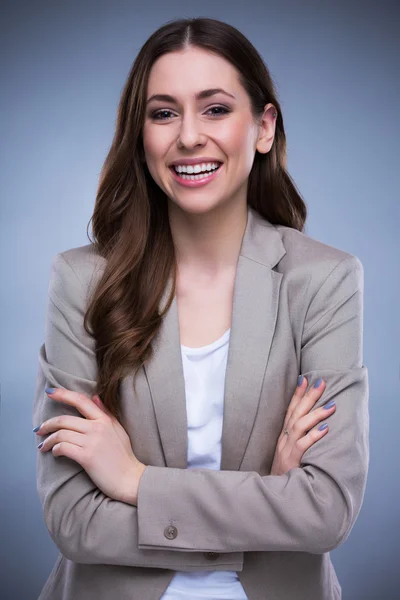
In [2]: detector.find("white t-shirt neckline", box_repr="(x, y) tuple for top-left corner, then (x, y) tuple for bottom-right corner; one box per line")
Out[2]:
(180, 328), (231, 354)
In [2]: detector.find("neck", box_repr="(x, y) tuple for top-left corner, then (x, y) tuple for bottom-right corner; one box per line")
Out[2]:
(168, 199), (248, 276)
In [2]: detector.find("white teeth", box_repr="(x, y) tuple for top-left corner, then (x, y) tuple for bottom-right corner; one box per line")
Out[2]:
(178, 170), (217, 181)
(173, 162), (221, 174)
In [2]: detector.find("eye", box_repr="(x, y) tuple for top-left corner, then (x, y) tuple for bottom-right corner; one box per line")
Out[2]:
(151, 109), (175, 121)
(150, 105), (231, 121)
(206, 106), (230, 117)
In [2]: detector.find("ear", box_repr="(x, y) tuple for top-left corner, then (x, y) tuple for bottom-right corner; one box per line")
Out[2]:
(256, 103), (278, 155)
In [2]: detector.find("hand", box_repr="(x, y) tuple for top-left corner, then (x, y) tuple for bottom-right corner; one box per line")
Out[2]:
(34, 388), (146, 505)
(270, 376), (336, 476)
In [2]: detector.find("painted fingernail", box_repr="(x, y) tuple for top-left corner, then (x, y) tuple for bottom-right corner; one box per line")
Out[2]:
(37, 442), (44, 449)
(298, 375), (304, 386)
(314, 378), (323, 388)
(45, 387), (55, 394)
(324, 400), (335, 410)
(318, 423), (328, 431)
(32, 425), (41, 432)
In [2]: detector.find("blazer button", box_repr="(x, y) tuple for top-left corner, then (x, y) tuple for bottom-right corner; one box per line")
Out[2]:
(204, 552), (220, 560)
(164, 525), (178, 540)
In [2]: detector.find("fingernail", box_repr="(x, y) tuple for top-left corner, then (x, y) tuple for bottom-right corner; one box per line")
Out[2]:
(324, 400), (335, 410)
(318, 423), (328, 431)
(45, 387), (55, 394)
(297, 375), (304, 386)
(32, 424), (41, 432)
(314, 378), (323, 388)
(37, 442), (44, 449)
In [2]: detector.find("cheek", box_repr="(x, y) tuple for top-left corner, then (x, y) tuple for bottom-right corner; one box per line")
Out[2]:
(142, 125), (168, 163)
(218, 119), (256, 161)
(142, 133), (158, 164)
(142, 128), (169, 187)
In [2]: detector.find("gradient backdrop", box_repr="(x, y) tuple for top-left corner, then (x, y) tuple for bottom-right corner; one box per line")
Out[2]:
(1, 1), (399, 598)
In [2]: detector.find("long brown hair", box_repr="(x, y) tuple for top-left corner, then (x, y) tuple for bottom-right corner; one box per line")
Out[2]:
(84, 17), (307, 420)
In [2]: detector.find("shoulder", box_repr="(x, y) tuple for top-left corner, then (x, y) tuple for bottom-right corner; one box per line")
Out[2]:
(274, 224), (364, 297)
(56, 243), (106, 280)
(48, 243), (106, 307)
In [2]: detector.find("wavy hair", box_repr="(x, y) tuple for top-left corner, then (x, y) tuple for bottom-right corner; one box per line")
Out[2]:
(84, 17), (307, 420)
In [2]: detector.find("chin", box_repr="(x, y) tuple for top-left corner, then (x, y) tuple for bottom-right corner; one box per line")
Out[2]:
(169, 198), (226, 216)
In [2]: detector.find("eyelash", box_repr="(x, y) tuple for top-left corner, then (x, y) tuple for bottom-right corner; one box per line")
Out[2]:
(151, 106), (231, 121)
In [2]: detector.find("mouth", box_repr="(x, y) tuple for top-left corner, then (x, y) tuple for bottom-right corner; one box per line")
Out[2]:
(169, 162), (223, 187)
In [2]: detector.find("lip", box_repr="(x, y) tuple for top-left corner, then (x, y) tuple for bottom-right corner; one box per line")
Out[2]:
(169, 157), (223, 166)
(169, 163), (223, 188)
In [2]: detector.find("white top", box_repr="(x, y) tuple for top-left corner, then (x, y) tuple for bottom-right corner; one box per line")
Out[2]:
(160, 328), (249, 600)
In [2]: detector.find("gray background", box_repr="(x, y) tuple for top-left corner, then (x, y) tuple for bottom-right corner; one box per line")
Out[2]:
(1, 1), (399, 598)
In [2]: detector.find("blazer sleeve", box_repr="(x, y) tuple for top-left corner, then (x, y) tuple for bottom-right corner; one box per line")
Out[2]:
(33, 252), (244, 571)
(136, 255), (369, 555)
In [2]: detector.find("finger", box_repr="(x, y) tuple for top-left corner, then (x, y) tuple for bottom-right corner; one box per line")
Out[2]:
(38, 429), (85, 452)
(51, 440), (86, 465)
(35, 415), (91, 436)
(287, 378), (327, 429)
(92, 394), (113, 417)
(284, 376), (308, 427)
(46, 388), (104, 420)
(296, 401), (336, 436)
(292, 423), (329, 460)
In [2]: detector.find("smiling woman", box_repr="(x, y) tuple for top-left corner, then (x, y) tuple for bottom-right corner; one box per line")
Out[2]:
(142, 48), (278, 214)
(33, 15), (368, 600)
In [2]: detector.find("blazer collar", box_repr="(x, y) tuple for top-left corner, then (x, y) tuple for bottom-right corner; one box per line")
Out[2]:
(143, 206), (286, 471)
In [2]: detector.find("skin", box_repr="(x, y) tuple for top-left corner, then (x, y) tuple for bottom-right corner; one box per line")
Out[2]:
(34, 47), (336, 504)
(270, 376), (336, 475)
(35, 390), (145, 506)
(142, 45), (277, 274)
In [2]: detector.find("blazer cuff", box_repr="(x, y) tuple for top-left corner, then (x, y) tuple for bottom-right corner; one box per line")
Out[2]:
(137, 465), (243, 563)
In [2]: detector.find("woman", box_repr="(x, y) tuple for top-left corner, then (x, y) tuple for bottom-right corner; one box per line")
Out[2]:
(32, 17), (369, 600)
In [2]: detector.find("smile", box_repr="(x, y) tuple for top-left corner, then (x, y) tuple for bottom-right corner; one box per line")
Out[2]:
(169, 163), (223, 188)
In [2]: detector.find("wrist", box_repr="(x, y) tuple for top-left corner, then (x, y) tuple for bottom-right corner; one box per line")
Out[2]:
(123, 461), (147, 506)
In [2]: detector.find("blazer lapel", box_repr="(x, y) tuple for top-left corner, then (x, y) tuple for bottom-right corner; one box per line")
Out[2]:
(143, 207), (286, 471)
(143, 274), (187, 468)
(220, 209), (286, 470)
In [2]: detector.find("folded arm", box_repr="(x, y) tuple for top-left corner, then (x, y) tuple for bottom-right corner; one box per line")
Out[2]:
(33, 252), (243, 570)
(136, 255), (369, 555)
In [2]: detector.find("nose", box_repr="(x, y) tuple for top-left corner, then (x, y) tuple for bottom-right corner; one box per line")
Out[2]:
(177, 113), (206, 150)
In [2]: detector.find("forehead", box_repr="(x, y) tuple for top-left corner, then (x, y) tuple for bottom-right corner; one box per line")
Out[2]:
(146, 47), (243, 99)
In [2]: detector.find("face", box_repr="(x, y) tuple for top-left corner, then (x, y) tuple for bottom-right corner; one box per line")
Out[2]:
(142, 46), (276, 216)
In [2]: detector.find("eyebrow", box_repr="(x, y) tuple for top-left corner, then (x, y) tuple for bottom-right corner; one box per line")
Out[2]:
(146, 88), (236, 105)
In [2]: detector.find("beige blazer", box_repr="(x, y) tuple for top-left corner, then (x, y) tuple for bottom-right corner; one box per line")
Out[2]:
(33, 206), (369, 600)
